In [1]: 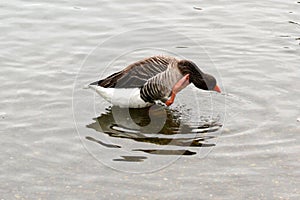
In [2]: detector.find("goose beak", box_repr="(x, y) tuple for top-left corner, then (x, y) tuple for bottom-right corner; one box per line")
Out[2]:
(213, 85), (221, 93)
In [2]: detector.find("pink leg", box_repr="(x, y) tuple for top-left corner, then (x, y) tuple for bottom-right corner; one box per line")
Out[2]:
(165, 74), (190, 106)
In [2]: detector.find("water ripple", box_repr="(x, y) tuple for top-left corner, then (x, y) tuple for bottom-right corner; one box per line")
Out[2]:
(86, 105), (222, 161)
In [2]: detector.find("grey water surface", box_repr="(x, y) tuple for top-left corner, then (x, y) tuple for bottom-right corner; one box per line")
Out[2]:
(1, 0), (300, 199)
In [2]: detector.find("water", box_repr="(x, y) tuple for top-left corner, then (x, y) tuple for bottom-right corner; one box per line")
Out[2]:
(1, 0), (299, 199)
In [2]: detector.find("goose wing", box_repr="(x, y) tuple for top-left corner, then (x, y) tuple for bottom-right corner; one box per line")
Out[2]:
(94, 56), (173, 88)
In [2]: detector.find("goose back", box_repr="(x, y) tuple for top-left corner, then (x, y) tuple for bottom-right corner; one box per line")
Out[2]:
(98, 56), (173, 88)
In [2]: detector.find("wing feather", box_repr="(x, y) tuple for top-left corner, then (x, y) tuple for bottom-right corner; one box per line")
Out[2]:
(96, 56), (173, 88)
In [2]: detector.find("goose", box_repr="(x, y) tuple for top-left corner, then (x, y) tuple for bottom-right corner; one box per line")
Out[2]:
(88, 56), (221, 108)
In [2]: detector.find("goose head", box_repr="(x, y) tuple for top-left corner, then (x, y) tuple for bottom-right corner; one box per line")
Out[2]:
(177, 60), (221, 93)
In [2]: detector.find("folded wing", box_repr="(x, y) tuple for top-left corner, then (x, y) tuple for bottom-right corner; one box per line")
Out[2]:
(96, 56), (173, 88)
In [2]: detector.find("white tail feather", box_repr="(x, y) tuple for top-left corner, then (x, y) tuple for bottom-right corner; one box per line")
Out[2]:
(89, 85), (153, 108)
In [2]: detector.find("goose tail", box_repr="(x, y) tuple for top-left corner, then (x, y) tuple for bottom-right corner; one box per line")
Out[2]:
(89, 80), (99, 86)
(83, 80), (99, 89)
(88, 83), (114, 103)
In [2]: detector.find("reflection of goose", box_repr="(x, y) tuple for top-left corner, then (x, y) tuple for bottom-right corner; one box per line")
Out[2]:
(86, 105), (222, 156)
(89, 56), (221, 108)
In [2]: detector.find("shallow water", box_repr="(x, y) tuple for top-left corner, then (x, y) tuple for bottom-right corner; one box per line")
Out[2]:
(1, 0), (300, 199)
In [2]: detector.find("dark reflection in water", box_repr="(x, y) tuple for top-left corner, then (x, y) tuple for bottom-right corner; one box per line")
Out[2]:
(133, 149), (197, 156)
(86, 136), (121, 148)
(113, 156), (147, 162)
(86, 105), (222, 162)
